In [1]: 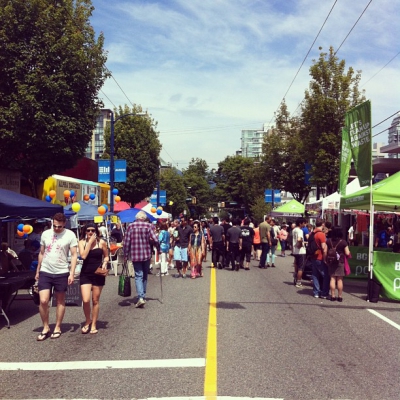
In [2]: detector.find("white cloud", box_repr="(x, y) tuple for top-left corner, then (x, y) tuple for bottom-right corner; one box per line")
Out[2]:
(92, 0), (400, 168)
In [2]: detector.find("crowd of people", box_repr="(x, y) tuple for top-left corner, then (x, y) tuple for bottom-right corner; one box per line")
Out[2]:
(1, 207), (397, 342)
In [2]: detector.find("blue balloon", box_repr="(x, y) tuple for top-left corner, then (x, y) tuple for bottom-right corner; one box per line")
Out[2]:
(156, 209), (162, 215)
(70, 190), (75, 197)
(102, 204), (108, 212)
(45, 195), (51, 202)
(23, 233), (28, 238)
(112, 188), (119, 195)
(17, 223), (24, 232)
(89, 193), (95, 200)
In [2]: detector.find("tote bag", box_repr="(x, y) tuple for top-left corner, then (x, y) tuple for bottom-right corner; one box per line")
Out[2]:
(118, 261), (131, 297)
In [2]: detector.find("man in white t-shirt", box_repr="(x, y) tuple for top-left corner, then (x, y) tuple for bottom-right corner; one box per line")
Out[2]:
(35, 213), (78, 341)
(292, 217), (307, 288)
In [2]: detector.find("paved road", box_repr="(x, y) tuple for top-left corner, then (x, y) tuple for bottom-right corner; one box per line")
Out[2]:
(0, 254), (399, 400)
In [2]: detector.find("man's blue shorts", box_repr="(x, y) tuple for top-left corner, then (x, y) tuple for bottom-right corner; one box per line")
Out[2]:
(174, 246), (188, 262)
(38, 271), (69, 293)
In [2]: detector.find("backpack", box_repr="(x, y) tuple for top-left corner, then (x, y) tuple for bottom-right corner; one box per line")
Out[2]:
(270, 227), (278, 246)
(326, 239), (341, 266)
(306, 231), (320, 256)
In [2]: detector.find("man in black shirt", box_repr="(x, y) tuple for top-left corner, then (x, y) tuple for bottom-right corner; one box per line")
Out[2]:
(226, 218), (242, 271)
(221, 217), (231, 268)
(173, 216), (193, 278)
(209, 217), (225, 269)
(111, 223), (123, 243)
(240, 218), (254, 270)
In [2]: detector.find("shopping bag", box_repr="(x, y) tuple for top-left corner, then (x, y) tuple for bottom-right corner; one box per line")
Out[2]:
(118, 262), (131, 297)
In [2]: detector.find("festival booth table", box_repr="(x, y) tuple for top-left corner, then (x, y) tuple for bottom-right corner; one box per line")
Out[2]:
(306, 179), (364, 219)
(271, 199), (304, 218)
(340, 171), (400, 301)
(0, 188), (63, 326)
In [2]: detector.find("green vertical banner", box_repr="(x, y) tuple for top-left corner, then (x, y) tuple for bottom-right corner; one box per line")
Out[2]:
(345, 100), (372, 187)
(339, 127), (351, 195)
(373, 251), (400, 300)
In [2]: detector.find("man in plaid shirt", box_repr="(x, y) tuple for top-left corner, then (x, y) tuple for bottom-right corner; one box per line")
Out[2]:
(123, 211), (159, 308)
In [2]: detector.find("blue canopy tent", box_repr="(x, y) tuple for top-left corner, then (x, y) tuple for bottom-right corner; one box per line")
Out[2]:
(0, 188), (63, 220)
(63, 201), (114, 220)
(117, 208), (156, 223)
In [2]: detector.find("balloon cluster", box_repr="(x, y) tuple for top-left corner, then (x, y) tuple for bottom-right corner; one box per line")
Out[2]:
(17, 223), (33, 238)
(98, 204), (108, 215)
(151, 206), (164, 215)
(45, 190), (56, 202)
(112, 188), (121, 203)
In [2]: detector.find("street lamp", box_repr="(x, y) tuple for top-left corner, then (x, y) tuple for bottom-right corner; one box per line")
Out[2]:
(109, 111), (146, 212)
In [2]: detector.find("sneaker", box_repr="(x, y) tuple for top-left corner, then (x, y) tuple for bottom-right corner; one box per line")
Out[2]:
(295, 281), (303, 288)
(165, 271), (169, 276)
(271, 264), (276, 268)
(314, 295), (319, 298)
(217, 262), (222, 269)
(320, 295), (328, 299)
(135, 298), (145, 308)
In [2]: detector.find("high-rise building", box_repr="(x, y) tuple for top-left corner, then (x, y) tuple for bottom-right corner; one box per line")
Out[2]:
(85, 109), (110, 160)
(240, 124), (270, 158)
(387, 113), (400, 159)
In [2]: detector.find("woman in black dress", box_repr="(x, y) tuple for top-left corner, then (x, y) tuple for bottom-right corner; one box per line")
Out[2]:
(78, 223), (109, 334)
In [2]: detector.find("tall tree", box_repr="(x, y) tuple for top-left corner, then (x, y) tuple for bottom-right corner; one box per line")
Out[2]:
(159, 167), (188, 218)
(0, 0), (108, 196)
(261, 101), (310, 203)
(301, 46), (365, 194)
(214, 155), (256, 213)
(103, 105), (161, 205)
(182, 158), (212, 218)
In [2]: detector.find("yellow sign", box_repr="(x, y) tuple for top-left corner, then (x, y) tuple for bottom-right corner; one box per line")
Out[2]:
(94, 216), (103, 223)
(111, 215), (118, 223)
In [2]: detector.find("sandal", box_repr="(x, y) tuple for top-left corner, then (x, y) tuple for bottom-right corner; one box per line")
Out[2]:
(81, 323), (91, 334)
(37, 331), (50, 341)
(90, 329), (98, 334)
(50, 331), (62, 339)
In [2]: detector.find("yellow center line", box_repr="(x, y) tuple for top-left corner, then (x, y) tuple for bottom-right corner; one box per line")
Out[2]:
(204, 267), (217, 399)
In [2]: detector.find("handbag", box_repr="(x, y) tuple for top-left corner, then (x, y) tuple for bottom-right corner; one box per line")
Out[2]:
(118, 261), (131, 297)
(344, 253), (351, 276)
(95, 266), (109, 276)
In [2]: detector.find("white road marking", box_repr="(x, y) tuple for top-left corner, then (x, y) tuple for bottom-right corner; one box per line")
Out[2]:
(367, 309), (400, 330)
(0, 358), (205, 371)
(141, 398), (283, 400)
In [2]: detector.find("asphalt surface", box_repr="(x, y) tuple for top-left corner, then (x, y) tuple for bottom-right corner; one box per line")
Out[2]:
(0, 254), (399, 400)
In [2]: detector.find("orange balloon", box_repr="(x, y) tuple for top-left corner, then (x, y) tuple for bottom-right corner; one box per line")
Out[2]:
(23, 224), (31, 233)
(98, 206), (106, 215)
(151, 207), (156, 213)
(115, 196), (121, 203)
(17, 230), (25, 237)
(83, 194), (89, 201)
(49, 190), (56, 199)
(63, 190), (70, 198)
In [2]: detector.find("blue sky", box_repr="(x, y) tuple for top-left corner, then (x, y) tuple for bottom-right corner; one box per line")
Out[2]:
(90, 0), (399, 170)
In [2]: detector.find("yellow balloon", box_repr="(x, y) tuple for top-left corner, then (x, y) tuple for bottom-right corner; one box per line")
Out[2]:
(27, 225), (33, 234)
(72, 203), (81, 212)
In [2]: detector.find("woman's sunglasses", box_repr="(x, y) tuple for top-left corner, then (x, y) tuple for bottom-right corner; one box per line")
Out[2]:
(86, 228), (96, 232)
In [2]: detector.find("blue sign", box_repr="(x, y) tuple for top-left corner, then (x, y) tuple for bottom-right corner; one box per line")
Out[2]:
(264, 189), (281, 203)
(305, 163), (312, 185)
(150, 190), (167, 207)
(98, 160), (127, 183)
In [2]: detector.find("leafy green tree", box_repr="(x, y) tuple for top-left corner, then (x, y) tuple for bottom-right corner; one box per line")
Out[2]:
(103, 105), (161, 205)
(249, 196), (271, 225)
(261, 101), (311, 203)
(214, 155), (256, 212)
(0, 0), (108, 196)
(301, 46), (365, 194)
(182, 158), (212, 218)
(160, 167), (188, 218)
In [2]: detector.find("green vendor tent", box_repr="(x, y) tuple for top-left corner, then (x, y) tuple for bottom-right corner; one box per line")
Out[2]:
(340, 171), (400, 211)
(271, 199), (305, 217)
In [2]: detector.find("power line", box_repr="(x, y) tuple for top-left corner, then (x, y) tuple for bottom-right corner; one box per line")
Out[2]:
(100, 89), (116, 109)
(105, 66), (136, 109)
(334, 0), (373, 55)
(267, 0), (338, 127)
(361, 51), (400, 88)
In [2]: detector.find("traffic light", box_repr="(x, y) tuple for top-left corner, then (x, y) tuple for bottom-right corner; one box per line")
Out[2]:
(191, 197), (196, 204)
